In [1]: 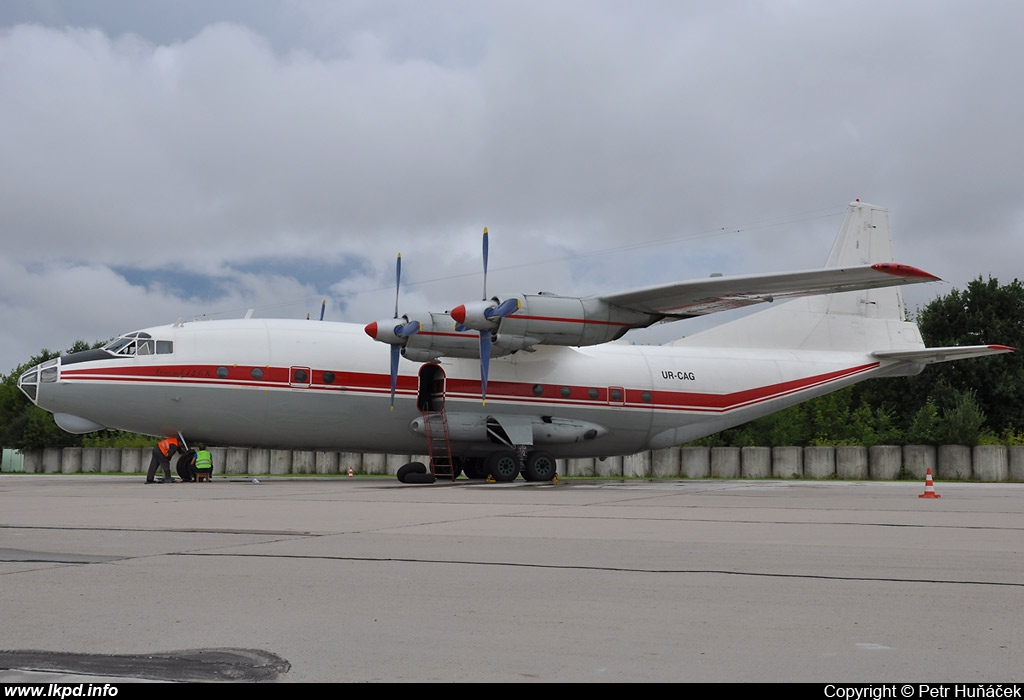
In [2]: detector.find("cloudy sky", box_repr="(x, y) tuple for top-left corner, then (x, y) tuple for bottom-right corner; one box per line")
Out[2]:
(2, 0), (1022, 374)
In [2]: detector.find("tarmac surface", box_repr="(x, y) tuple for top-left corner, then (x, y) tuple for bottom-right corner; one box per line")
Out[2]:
(1, 474), (1022, 683)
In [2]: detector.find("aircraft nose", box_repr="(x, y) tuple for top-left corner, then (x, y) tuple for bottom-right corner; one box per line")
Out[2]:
(17, 367), (38, 402)
(17, 358), (58, 403)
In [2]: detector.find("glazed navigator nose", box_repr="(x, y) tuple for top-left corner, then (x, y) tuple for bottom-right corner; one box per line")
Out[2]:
(17, 358), (58, 403)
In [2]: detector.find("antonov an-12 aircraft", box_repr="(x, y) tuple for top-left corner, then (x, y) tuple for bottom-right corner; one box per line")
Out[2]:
(18, 201), (1011, 482)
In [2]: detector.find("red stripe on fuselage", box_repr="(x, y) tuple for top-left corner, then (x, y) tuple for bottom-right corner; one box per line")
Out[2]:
(57, 361), (879, 414)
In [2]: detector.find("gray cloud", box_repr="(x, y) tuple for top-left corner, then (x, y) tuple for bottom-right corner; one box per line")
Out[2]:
(1, 1), (1022, 373)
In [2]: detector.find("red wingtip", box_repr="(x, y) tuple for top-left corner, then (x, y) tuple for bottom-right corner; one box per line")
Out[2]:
(871, 262), (941, 281)
(364, 321), (378, 339)
(451, 304), (467, 324)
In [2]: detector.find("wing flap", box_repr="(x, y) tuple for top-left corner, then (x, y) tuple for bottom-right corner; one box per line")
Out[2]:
(595, 263), (939, 317)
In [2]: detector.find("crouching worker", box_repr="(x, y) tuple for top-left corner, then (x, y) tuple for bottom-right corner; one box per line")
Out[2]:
(146, 436), (182, 484)
(191, 445), (214, 482)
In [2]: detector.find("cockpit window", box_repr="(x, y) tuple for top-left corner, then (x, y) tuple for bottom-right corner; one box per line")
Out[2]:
(39, 359), (58, 383)
(103, 338), (135, 355)
(19, 368), (37, 400)
(102, 332), (172, 357)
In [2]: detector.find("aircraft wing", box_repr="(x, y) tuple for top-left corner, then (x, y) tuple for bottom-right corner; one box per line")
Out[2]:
(593, 263), (939, 318)
(873, 345), (1015, 364)
(375, 262), (944, 365)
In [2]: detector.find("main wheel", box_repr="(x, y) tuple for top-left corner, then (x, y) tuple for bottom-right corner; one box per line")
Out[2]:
(485, 450), (520, 482)
(523, 450), (557, 481)
(458, 457), (487, 480)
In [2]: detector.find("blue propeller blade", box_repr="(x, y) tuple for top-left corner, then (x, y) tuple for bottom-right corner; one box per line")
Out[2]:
(319, 299), (326, 321)
(394, 253), (402, 319)
(387, 252), (414, 411)
(395, 320), (421, 337)
(484, 297), (521, 320)
(479, 331), (491, 405)
(390, 344), (401, 411)
(481, 228), (489, 300)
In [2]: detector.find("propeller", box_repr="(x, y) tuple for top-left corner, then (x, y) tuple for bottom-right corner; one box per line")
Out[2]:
(450, 228), (521, 404)
(363, 254), (420, 410)
(307, 300), (326, 321)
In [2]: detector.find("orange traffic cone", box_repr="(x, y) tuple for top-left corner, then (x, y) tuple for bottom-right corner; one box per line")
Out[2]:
(348, 465), (354, 478)
(918, 467), (940, 498)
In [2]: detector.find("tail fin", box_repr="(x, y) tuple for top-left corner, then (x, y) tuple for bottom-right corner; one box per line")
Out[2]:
(677, 200), (926, 353)
(819, 199), (907, 322)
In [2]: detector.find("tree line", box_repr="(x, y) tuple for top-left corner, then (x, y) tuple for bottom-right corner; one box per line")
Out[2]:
(2, 277), (1022, 450)
(695, 277), (1024, 447)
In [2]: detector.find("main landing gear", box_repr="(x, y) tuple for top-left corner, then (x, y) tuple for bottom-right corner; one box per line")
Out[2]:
(484, 449), (558, 482)
(396, 449), (558, 484)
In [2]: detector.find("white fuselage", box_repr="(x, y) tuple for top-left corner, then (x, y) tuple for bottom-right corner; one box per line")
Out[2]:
(28, 318), (897, 457)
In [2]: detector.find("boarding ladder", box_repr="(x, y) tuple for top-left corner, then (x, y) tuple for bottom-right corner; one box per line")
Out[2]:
(421, 410), (456, 480)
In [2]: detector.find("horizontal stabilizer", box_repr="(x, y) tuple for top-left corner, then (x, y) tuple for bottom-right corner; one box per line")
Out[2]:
(873, 345), (1014, 365)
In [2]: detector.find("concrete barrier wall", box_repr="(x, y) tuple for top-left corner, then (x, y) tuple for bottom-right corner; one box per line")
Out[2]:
(902, 445), (935, 481)
(771, 447), (802, 478)
(596, 455), (623, 478)
(12, 445), (1024, 481)
(711, 447), (740, 478)
(651, 447), (680, 478)
(741, 447), (771, 478)
(681, 447), (709, 478)
(804, 446), (835, 479)
(122, 448), (143, 474)
(869, 445), (902, 480)
(835, 446), (868, 480)
(973, 445), (1008, 482)
(1010, 446), (1024, 482)
(624, 452), (650, 478)
(937, 445), (972, 481)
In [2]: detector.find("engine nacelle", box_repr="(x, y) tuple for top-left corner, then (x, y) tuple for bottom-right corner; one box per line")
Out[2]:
(492, 334), (542, 353)
(399, 312), (512, 361)
(364, 316), (417, 346)
(409, 413), (609, 445)
(370, 293), (658, 361)
(494, 293), (654, 347)
(451, 296), (523, 331)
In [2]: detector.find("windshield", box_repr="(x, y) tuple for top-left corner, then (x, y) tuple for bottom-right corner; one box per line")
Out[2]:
(102, 332), (173, 357)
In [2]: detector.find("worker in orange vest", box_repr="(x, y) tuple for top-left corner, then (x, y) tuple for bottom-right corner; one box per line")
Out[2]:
(145, 436), (182, 483)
